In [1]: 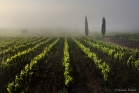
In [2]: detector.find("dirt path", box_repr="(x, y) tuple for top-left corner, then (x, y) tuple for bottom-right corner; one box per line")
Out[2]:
(103, 36), (133, 49)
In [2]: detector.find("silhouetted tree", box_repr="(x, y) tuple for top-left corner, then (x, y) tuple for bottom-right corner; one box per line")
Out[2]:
(21, 29), (28, 34)
(85, 16), (89, 36)
(102, 17), (106, 36)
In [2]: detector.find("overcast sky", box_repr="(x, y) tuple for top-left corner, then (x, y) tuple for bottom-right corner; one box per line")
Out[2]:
(0, 0), (139, 31)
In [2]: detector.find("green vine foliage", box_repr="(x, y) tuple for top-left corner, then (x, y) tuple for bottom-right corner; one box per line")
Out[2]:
(7, 38), (59, 93)
(63, 37), (73, 87)
(72, 37), (110, 81)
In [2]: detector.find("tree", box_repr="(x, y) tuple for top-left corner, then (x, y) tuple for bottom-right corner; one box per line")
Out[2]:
(102, 17), (106, 36)
(21, 29), (28, 34)
(85, 16), (89, 36)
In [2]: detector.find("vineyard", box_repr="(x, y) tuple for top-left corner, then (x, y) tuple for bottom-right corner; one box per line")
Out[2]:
(113, 33), (139, 49)
(0, 34), (139, 93)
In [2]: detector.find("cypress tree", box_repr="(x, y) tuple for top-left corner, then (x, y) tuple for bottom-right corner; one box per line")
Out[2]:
(85, 16), (89, 36)
(102, 17), (106, 36)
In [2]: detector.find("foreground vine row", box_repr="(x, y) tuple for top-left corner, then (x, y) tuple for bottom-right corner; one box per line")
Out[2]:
(72, 37), (110, 82)
(7, 38), (59, 93)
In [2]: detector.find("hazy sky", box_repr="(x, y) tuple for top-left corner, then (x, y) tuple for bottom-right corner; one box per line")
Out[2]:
(0, 0), (139, 31)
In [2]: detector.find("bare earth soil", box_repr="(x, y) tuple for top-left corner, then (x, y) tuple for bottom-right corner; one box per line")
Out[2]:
(103, 36), (137, 49)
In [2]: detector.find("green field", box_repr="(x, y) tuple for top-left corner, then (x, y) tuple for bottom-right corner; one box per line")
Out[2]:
(0, 32), (139, 93)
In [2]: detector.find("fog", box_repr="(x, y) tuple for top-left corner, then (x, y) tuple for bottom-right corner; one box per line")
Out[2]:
(0, 0), (139, 33)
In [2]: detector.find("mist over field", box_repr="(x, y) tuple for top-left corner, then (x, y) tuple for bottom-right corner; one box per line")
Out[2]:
(0, 0), (139, 35)
(1, 1), (139, 93)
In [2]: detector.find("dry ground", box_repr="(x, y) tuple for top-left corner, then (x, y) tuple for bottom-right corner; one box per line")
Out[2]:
(103, 36), (137, 49)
